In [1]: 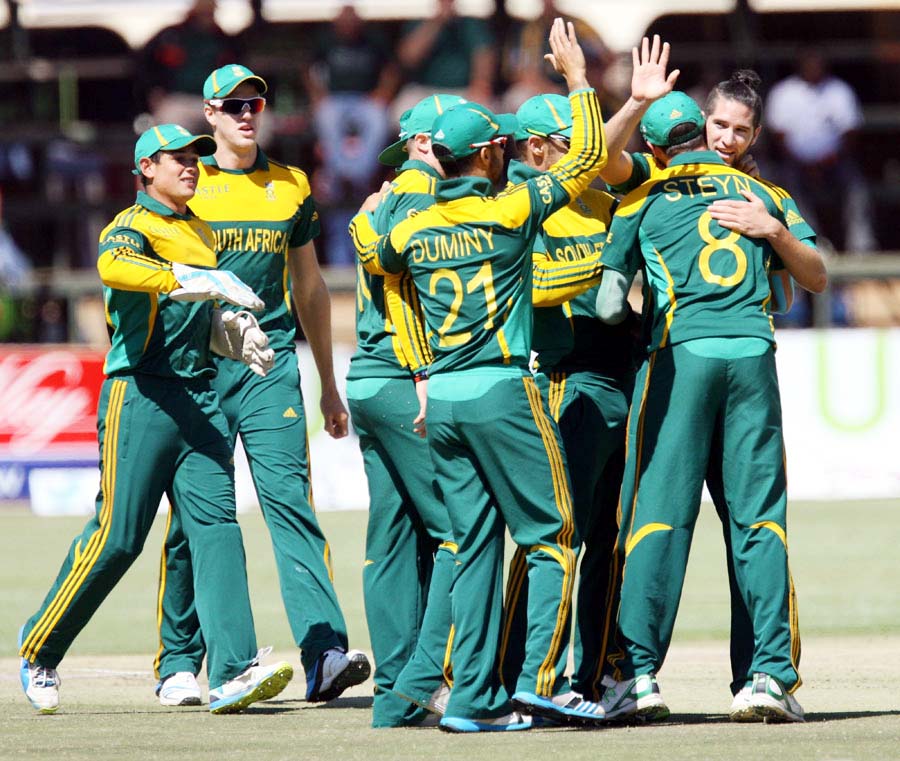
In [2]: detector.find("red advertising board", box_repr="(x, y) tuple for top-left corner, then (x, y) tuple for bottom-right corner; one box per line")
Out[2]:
(0, 346), (104, 458)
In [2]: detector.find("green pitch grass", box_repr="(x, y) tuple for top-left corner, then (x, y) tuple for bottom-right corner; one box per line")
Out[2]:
(1, 500), (898, 760)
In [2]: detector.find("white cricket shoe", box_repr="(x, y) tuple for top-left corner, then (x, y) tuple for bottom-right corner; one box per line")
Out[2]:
(512, 689), (605, 726)
(157, 672), (202, 707)
(305, 647), (371, 702)
(599, 673), (670, 722)
(396, 680), (451, 715)
(747, 673), (805, 723)
(728, 681), (756, 722)
(21, 660), (60, 714)
(209, 649), (293, 714)
(18, 624), (60, 714)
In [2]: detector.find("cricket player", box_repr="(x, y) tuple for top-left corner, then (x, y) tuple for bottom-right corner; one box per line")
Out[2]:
(595, 91), (804, 723)
(600, 59), (826, 719)
(153, 65), (370, 708)
(347, 93), (463, 728)
(497, 91), (633, 705)
(19, 124), (292, 715)
(351, 19), (608, 732)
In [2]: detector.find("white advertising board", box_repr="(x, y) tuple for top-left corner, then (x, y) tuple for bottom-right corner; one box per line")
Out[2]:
(7, 329), (899, 515)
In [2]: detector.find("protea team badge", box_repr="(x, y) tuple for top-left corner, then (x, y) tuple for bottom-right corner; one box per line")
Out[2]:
(265, 181), (276, 201)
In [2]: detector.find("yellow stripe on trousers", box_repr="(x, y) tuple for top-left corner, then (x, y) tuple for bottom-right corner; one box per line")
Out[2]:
(521, 376), (575, 696)
(153, 502), (175, 678)
(622, 353), (657, 551)
(21, 379), (127, 662)
(587, 543), (622, 699)
(497, 546), (528, 688)
(442, 624), (456, 688)
(606, 356), (655, 678)
(549, 373), (566, 423)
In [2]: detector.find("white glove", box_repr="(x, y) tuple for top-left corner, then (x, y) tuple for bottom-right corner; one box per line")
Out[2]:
(210, 309), (275, 377)
(171, 262), (264, 311)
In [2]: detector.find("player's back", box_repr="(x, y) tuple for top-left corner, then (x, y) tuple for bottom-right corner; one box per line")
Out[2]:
(390, 183), (541, 374)
(617, 153), (784, 350)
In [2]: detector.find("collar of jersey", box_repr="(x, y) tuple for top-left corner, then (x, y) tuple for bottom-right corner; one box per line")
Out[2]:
(435, 175), (494, 202)
(398, 158), (443, 179)
(506, 159), (540, 185)
(135, 190), (192, 220)
(200, 148), (269, 174)
(668, 150), (724, 168)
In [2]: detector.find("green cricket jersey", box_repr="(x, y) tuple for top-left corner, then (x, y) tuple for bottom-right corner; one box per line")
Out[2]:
(191, 150), (320, 353)
(506, 159), (633, 375)
(613, 151), (817, 246)
(347, 159), (440, 382)
(98, 191), (217, 379)
(350, 88), (607, 375)
(601, 151), (793, 352)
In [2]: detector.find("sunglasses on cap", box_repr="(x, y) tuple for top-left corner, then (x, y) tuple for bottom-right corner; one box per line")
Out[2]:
(207, 97), (266, 115)
(469, 135), (508, 149)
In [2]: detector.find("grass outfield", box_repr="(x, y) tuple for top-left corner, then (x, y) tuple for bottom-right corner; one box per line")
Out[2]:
(1, 500), (898, 759)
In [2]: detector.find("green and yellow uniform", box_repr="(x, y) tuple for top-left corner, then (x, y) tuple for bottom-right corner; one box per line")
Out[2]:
(20, 192), (258, 690)
(614, 151), (815, 696)
(346, 158), (455, 728)
(351, 88), (606, 720)
(601, 150), (801, 693)
(499, 159), (635, 702)
(155, 151), (350, 681)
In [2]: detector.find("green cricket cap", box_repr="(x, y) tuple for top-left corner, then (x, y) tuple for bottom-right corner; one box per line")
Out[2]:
(514, 94), (572, 142)
(378, 93), (468, 167)
(431, 102), (519, 161)
(132, 124), (217, 175)
(203, 63), (267, 99)
(639, 91), (704, 147)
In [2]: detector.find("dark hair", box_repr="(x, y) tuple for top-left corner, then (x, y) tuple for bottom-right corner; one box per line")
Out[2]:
(705, 69), (763, 129)
(434, 145), (480, 178)
(139, 150), (163, 187)
(664, 128), (706, 157)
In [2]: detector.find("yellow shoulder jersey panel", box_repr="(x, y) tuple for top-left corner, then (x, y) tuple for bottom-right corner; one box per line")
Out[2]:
(110, 205), (217, 267)
(192, 159), (312, 225)
(616, 162), (781, 217)
(542, 187), (615, 238)
(392, 168), (438, 197)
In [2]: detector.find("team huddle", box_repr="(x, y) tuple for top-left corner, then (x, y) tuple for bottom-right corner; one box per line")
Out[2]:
(17, 18), (825, 732)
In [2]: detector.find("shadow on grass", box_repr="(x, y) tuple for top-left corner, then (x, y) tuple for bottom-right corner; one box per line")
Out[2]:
(303, 696), (374, 710)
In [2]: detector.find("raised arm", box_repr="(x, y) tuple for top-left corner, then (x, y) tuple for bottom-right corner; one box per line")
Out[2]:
(600, 35), (679, 187)
(541, 18), (607, 202)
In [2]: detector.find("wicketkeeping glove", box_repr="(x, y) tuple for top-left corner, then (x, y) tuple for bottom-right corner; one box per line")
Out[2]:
(170, 262), (265, 311)
(209, 309), (275, 377)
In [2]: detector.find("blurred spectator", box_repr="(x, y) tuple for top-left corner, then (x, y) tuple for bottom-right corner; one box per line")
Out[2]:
(766, 51), (878, 253)
(305, 5), (399, 201)
(394, 0), (496, 115)
(501, 0), (611, 112)
(138, 0), (239, 131)
(0, 189), (32, 291)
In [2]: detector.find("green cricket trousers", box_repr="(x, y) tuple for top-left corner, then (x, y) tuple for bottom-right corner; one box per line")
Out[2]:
(348, 376), (454, 727)
(427, 370), (577, 720)
(501, 369), (630, 701)
(613, 344), (801, 691)
(20, 374), (258, 689)
(156, 350), (347, 680)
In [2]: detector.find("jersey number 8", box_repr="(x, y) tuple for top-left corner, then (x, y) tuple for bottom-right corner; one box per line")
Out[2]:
(698, 211), (747, 287)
